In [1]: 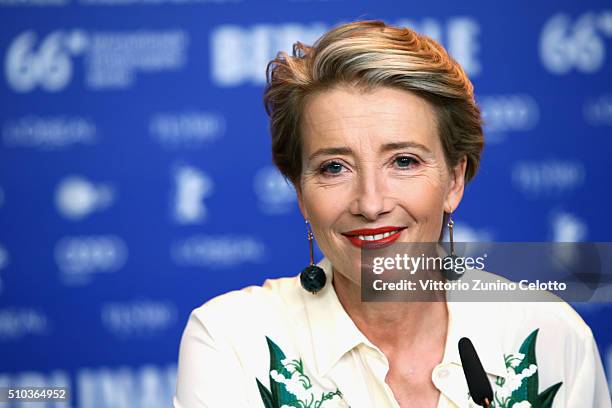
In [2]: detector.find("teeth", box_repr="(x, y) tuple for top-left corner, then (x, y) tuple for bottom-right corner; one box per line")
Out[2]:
(356, 230), (399, 241)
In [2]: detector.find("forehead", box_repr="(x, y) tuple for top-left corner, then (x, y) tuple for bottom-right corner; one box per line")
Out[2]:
(300, 85), (440, 152)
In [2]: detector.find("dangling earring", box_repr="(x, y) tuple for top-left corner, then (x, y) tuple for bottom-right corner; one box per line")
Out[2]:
(300, 220), (326, 294)
(442, 211), (464, 281)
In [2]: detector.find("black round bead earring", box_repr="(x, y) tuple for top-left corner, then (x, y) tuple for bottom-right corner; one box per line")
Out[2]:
(442, 211), (464, 281)
(300, 220), (326, 294)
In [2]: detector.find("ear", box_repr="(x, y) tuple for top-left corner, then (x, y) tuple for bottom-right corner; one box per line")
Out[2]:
(444, 156), (467, 213)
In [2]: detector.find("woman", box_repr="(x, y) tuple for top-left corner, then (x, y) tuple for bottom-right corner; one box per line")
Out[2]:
(174, 21), (610, 408)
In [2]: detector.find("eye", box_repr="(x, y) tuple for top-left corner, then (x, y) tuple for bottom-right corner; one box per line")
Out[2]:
(320, 161), (345, 175)
(395, 156), (418, 168)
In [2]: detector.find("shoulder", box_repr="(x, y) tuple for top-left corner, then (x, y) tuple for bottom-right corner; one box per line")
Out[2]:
(451, 270), (597, 376)
(490, 297), (593, 344)
(187, 274), (305, 342)
(471, 298), (610, 405)
(461, 269), (594, 342)
(466, 296), (595, 357)
(470, 296), (597, 386)
(175, 275), (310, 407)
(194, 274), (303, 316)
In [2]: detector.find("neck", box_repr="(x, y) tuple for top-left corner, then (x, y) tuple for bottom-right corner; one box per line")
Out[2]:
(332, 267), (449, 356)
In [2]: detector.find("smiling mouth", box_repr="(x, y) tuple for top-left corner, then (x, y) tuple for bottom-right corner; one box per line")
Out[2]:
(342, 227), (406, 248)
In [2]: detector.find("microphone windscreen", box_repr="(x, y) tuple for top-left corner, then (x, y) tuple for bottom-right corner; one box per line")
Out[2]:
(458, 337), (494, 406)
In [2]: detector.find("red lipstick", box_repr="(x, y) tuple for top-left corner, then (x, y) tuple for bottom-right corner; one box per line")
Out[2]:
(342, 226), (406, 249)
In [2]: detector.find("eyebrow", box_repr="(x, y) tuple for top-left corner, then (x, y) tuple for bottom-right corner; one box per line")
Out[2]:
(381, 142), (432, 154)
(307, 141), (432, 161)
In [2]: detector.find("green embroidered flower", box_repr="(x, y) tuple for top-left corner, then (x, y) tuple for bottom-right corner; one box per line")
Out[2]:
(490, 329), (563, 408)
(256, 337), (348, 408)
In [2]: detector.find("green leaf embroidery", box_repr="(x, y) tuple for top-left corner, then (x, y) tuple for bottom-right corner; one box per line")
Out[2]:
(490, 329), (563, 408)
(265, 337), (299, 406)
(257, 378), (275, 408)
(513, 329), (539, 404)
(255, 336), (347, 408)
(536, 382), (563, 407)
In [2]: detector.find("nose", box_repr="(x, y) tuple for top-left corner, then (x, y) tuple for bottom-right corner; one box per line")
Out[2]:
(349, 169), (393, 221)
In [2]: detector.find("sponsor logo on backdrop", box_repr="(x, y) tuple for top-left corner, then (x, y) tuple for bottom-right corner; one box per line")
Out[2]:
(100, 300), (177, 338)
(254, 166), (296, 215)
(55, 176), (115, 220)
(5, 29), (188, 92)
(584, 94), (612, 126)
(2, 115), (98, 150)
(540, 10), (612, 74)
(150, 111), (225, 149)
(80, 0), (240, 5)
(55, 235), (128, 285)
(5, 29), (88, 92)
(511, 159), (585, 198)
(0, 364), (176, 408)
(0, 0), (67, 5)
(1, 0), (236, 4)
(172, 165), (213, 224)
(0, 245), (7, 270)
(171, 234), (265, 267)
(0, 244), (8, 293)
(547, 211), (593, 300)
(0, 308), (49, 340)
(78, 364), (177, 408)
(210, 18), (481, 87)
(211, 23), (327, 86)
(479, 94), (539, 143)
(550, 211), (588, 242)
(396, 17), (481, 76)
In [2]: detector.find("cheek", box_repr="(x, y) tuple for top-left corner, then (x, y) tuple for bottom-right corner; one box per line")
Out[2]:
(300, 183), (348, 228)
(390, 173), (447, 216)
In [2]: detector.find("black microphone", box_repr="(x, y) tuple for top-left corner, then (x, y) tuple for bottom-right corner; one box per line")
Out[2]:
(458, 337), (494, 407)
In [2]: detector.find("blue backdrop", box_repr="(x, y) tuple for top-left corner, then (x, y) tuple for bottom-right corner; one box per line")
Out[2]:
(0, 1), (611, 406)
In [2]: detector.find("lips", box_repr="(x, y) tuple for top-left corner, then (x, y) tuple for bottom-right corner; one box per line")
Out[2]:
(342, 226), (406, 249)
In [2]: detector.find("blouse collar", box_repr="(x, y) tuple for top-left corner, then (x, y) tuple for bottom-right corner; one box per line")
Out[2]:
(302, 257), (508, 379)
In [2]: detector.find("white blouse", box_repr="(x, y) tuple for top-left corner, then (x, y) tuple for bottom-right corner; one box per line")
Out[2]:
(173, 257), (611, 408)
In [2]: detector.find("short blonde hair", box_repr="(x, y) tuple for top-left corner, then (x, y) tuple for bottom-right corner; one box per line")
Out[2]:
(264, 20), (484, 184)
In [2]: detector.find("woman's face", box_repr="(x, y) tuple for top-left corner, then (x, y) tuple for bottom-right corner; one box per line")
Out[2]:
(296, 85), (467, 284)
